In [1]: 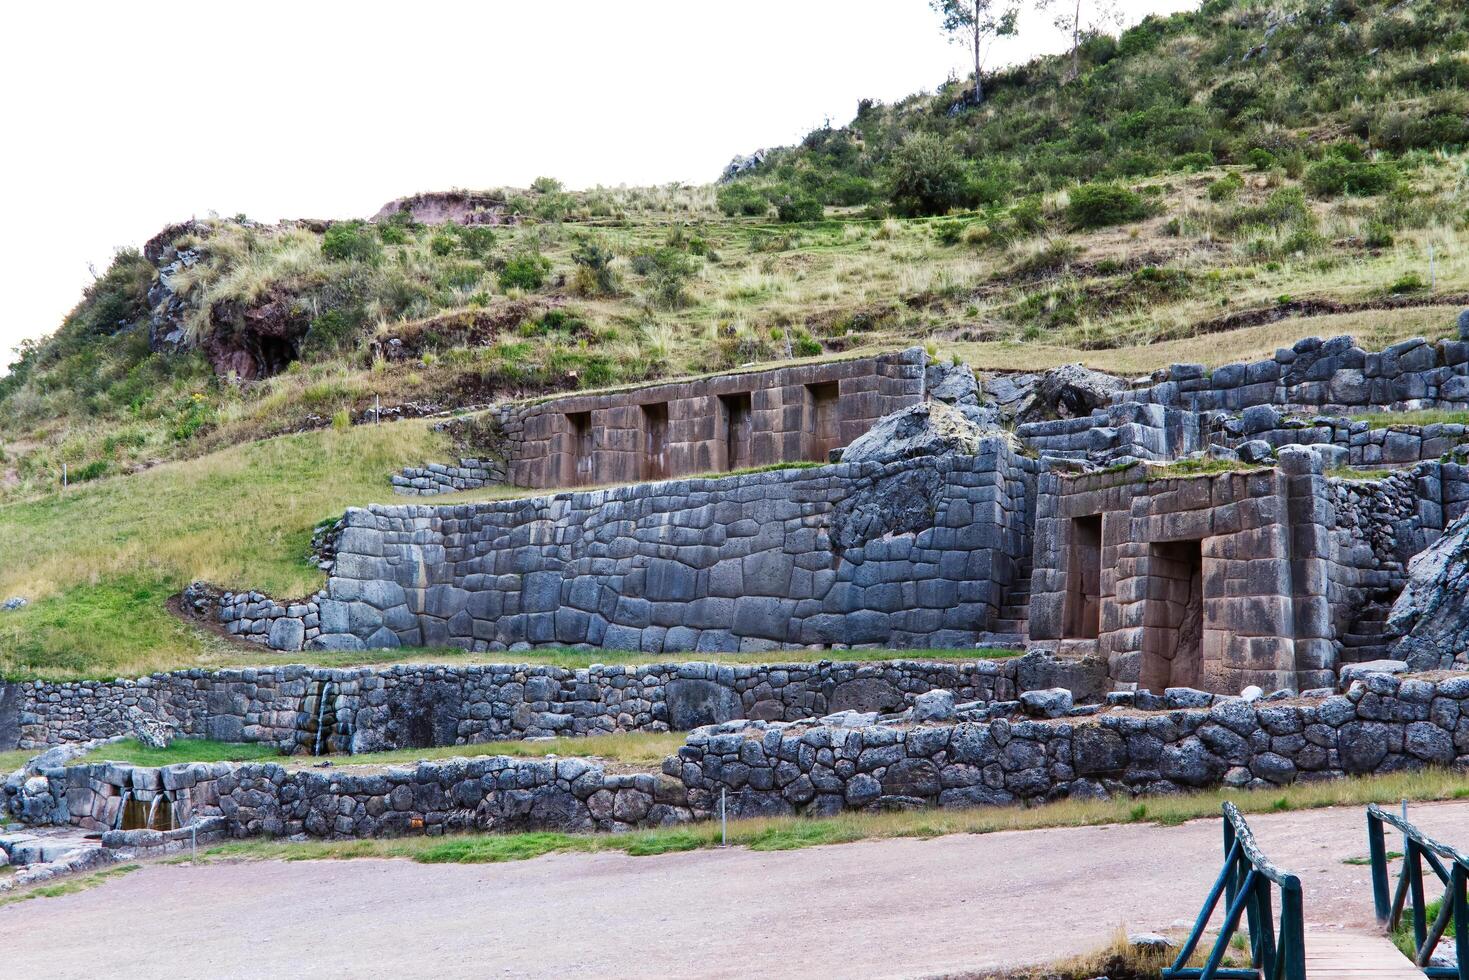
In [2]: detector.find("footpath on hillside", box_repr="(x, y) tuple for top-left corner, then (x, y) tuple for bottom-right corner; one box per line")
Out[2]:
(4, 799), (1463, 979)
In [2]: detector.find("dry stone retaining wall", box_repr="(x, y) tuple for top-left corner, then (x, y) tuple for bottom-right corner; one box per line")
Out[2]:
(673, 671), (1469, 820)
(14, 670), (1467, 839)
(391, 458), (506, 496)
(7, 658), (1048, 751)
(1119, 335), (1469, 414)
(303, 449), (1037, 655)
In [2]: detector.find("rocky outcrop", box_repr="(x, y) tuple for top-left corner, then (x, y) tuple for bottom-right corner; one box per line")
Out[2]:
(371, 191), (513, 226)
(839, 401), (1003, 465)
(1388, 509), (1469, 669)
(1014, 364), (1127, 423)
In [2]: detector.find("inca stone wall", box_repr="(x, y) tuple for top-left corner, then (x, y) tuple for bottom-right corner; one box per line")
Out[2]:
(10, 657), (1060, 751)
(491, 349), (927, 489)
(675, 671), (1469, 820)
(1028, 448), (1398, 693)
(5, 756), (695, 837)
(392, 458), (506, 496)
(295, 448), (1037, 655)
(17, 670), (1467, 838)
(1119, 335), (1469, 414)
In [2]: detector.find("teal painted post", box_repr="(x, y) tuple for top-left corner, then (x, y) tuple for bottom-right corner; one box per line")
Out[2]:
(1368, 811), (1391, 925)
(1223, 815), (1238, 915)
(1410, 840), (1428, 955)
(1281, 886), (1306, 980)
(1253, 873), (1276, 977)
(1454, 864), (1468, 979)
(1202, 869), (1259, 979)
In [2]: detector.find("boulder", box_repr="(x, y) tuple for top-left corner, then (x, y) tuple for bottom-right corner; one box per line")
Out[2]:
(1019, 688), (1073, 719)
(0, 597), (25, 612)
(1389, 509), (1469, 670)
(665, 679), (741, 731)
(910, 689), (957, 723)
(925, 361), (981, 407)
(839, 401), (1002, 466)
(1014, 364), (1126, 423)
(1237, 440), (1275, 464)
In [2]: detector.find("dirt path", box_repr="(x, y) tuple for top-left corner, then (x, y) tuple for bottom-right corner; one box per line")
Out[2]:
(5, 801), (1464, 980)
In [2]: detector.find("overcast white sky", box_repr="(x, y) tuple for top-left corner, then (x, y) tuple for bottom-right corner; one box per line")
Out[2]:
(0, 0), (1196, 371)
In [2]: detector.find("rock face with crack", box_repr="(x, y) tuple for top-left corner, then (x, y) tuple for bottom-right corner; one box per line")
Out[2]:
(1388, 509), (1469, 669)
(1014, 363), (1127, 423)
(839, 400), (1005, 466)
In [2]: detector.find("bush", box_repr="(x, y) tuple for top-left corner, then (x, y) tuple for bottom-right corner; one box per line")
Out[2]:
(1305, 158), (1400, 198)
(824, 175), (878, 206)
(497, 253), (551, 291)
(1363, 222), (1395, 249)
(1247, 148), (1276, 171)
(1065, 183), (1150, 229)
(570, 238), (621, 296)
(775, 195), (823, 223)
(717, 183), (769, 217)
(378, 223), (408, 245)
(1389, 272), (1427, 294)
(1208, 172), (1245, 203)
(321, 221), (381, 263)
(1174, 152), (1214, 172)
(633, 247), (696, 309)
(887, 134), (966, 217)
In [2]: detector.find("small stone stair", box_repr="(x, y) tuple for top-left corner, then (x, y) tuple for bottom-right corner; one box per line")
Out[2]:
(1340, 589), (1400, 664)
(983, 564), (1032, 644)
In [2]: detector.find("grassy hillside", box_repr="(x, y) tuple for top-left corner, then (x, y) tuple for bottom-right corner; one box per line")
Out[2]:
(4, 2), (1469, 502)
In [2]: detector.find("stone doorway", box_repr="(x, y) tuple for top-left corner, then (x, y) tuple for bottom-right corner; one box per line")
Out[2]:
(1141, 538), (1204, 693)
(805, 381), (840, 462)
(1063, 515), (1102, 639)
(641, 402), (670, 481)
(720, 392), (752, 470)
(562, 411), (594, 486)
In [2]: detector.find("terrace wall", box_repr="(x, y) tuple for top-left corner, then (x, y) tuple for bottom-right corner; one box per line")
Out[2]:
(491, 349), (927, 489)
(7, 657), (1052, 751)
(1118, 335), (1469, 414)
(679, 672), (1469, 820)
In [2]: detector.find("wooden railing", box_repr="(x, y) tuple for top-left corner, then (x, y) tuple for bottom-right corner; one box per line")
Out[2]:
(1162, 802), (1306, 980)
(1368, 803), (1469, 977)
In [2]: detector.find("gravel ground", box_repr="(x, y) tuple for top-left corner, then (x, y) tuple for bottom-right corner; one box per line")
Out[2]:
(4, 800), (1463, 979)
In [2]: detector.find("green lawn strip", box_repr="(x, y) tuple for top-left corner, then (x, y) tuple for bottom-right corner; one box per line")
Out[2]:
(0, 864), (141, 909)
(69, 731), (691, 770)
(0, 748), (39, 773)
(8, 644), (1019, 684)
(182, 768), (1469, 868)
(1353, 409), (1469, 430)
(69, 737), (284, 768)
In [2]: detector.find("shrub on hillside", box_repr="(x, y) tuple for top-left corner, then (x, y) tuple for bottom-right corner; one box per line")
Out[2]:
(1247, 148), (1276, 171)
(717, 183), (769, 217)
(1304, 158), (1400, 198)
(497, 253), (551, 291)
(1065, 183), (1150, 229)
(632, 247), (696, 309)
(1207, 172), (1245, 202)
(321, 221), (381, 264)
(775, 195), (823, 223)
(887, 134), (966, 217)
(570, 238), (621, 296)
(824, 175), (878, 207)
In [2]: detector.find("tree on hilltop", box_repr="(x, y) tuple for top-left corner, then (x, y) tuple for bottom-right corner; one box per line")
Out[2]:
(1041, 0), (1123, 79)
(929, 0), (1020, 106)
